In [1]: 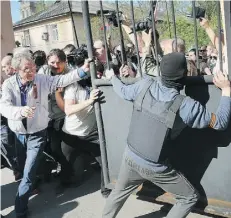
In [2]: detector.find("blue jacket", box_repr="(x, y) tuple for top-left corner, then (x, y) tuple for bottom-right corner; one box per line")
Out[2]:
(111, 75), (231, 171)
(111, 75), (231, 131)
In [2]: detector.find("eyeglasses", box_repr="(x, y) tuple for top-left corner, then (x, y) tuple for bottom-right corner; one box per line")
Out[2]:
(200, 50), (206, 52)
(210, 56), (217, 60)
(20, 65), (36, 73)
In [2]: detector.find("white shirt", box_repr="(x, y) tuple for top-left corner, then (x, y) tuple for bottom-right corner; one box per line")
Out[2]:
(62, 82), (97, 136)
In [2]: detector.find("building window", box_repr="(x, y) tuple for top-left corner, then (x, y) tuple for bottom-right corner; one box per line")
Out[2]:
(22, 10), (25, 19)
(24, 30), (30, 46)
(50, 24), (59, 41)
(26, 9), (30, 17)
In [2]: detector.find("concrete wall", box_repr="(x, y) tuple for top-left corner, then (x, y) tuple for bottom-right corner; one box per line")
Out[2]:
(1, 1), (15, 59)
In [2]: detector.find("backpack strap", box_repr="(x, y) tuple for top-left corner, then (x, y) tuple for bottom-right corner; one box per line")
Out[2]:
(166, 95), (185, 129)
(135, 78), (154, 111)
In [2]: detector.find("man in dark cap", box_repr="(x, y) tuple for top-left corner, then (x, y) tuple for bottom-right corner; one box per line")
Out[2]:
(103, 52), (231, 218)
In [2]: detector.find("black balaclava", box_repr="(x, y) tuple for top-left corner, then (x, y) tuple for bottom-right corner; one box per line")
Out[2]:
(160, 52), (188, 91)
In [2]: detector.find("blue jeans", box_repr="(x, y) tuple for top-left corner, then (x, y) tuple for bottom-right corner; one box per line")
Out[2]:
(15, 129), (47, 217)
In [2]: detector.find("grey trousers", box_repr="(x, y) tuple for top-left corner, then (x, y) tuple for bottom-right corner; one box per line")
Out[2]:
(102, 152), (199, 218)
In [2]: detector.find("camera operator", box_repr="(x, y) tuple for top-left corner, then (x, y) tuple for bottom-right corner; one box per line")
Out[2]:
(63, 44), (77, 69)
(32, 50), (46, 73)
(119, 14), (163, 77)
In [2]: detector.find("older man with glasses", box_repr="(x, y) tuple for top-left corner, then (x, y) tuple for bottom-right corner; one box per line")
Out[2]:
(0, 52), (90, 218)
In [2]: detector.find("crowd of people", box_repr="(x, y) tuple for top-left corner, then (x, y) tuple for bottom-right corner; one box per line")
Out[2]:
(0, 12), (229, 218)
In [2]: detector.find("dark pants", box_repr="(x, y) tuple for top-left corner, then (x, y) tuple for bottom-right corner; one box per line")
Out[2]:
(48, 119), (71, 183)
(103, 147), (199, 218)
(0, 124), (23, 173)
(15, 130), (46, 218)
(61, 131), (107, 193)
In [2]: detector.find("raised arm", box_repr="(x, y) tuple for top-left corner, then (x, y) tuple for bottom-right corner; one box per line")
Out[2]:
(105, 67), (147, 101)
(199, 18), (224, 54)
(44, 60), (90, 93)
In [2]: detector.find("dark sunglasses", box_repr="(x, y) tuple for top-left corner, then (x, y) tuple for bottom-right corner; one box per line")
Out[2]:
(200, 50), (206, 52)
(210, 56), (217, 60)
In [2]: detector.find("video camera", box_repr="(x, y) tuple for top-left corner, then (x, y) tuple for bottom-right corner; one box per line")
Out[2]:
(130, 17), (152, 34)
(96, 10), (123, 27)
(187, 7), (206, 20)
(130, 1), (158, 34)
(67, 44), (88, 67)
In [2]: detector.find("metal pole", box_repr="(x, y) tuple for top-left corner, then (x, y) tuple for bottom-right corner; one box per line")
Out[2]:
(115, 0), (126, 65)
(166, 1), (172, 38)
(99, 0), (110, 69)
(68, 0), (79, 48)
(170, 1), (177, 50)
(217, 1), (223, 71)
(130, 0), (142, 77)
(192, 1), (200, 70)
(81, 0), (110, 186)
(150, 0), (160, 75)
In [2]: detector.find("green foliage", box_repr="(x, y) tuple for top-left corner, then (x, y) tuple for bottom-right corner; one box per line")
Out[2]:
(158, 16), (211, 50)
(89, 0), (219, 51)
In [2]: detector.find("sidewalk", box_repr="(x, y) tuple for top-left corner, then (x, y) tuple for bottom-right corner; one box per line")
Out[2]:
(1, 167), (214, 218)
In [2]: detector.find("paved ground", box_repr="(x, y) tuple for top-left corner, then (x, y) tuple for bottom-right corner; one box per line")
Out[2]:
(1, 167), (216, 218)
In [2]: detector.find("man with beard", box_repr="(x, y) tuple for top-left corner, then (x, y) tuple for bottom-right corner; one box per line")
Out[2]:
(38, 49), (76, 193)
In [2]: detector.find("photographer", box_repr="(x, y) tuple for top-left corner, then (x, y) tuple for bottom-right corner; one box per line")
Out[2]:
(62, 44), (77, 69)
(32, 50), (46, 72)
(119, 12), (164, 77)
